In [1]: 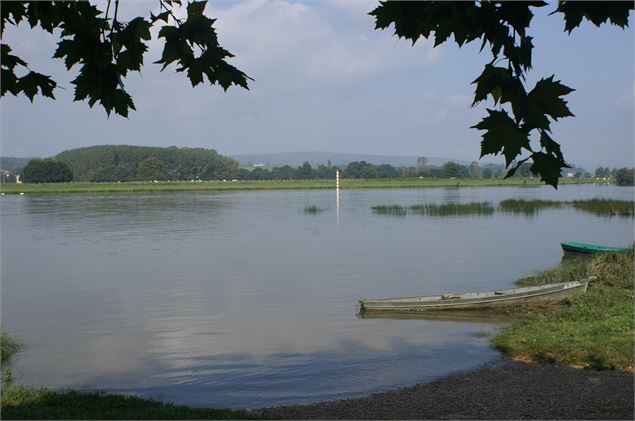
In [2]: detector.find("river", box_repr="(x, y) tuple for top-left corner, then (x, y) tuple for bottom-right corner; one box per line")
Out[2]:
(1, 185), (632, 408)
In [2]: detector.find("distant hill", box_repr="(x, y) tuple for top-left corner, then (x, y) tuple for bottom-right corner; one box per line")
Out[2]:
(230, 151), (467, 167)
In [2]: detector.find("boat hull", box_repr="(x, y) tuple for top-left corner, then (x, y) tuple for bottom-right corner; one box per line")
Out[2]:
(358, 279), (589, 312)
(561, 242), (631, 255)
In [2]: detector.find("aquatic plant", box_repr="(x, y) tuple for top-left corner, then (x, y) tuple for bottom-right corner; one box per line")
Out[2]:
(409, 202), (495, 216)
(568, 199), (634, 217)
(371, 205), (407, 216)
(498, 199), (562, 215)
(304, 205), (327, 214)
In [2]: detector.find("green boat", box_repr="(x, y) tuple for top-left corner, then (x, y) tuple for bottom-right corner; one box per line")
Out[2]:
(560, 242), (631, 255)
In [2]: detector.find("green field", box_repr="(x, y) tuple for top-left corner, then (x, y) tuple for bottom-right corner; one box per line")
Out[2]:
(0, 177), (602, 194)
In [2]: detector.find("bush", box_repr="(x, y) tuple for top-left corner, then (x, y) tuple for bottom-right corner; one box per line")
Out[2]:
(22, 159), (73, 183)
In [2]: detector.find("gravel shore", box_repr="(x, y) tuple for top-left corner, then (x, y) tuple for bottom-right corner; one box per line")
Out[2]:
(255, 359), (634, 420)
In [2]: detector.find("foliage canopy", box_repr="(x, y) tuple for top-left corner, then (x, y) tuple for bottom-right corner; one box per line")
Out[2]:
(1, 0), (250, 117)
(22, 159), (73, 183)
(370, 1), (633, 187)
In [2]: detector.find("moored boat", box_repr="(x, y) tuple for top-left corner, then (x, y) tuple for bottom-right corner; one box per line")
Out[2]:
(358, 279), (590, 312)
(561, 242), (631, 255)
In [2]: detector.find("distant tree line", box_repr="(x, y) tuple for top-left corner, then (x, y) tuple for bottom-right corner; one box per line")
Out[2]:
(4, 146), (633, 186)
(595, 167), (634, 186)
(236, 160), (508, 180)
(54, 145), (238, 182)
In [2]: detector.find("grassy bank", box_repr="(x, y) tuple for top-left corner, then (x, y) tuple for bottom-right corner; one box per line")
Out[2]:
(492, 251), (634, 372)
(0, 177), (601, 194)
(0, 387), (255, 420)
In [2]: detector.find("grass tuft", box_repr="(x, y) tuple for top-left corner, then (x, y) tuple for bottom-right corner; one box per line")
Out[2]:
(371, 205), (407, 216)
(492, 251), (634, 372)
(569, 198), (634, 217)
(409, 202), (494, 217)
(303, 205), (327, 214)
(498, 199), (562, 215)
(1, 330), (22, 367)
(372, 202), (494, 217)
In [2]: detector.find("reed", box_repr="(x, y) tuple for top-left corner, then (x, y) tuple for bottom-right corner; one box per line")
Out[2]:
(497, 199), (562, 215)
(304, 205), (327, 214)
(371, 205), (407, 216)
(569, 199), (634, 217)
(409, 202), (495, 216)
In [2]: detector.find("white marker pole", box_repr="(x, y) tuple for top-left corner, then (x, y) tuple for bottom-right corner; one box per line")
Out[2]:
(336, 169), (340, 230)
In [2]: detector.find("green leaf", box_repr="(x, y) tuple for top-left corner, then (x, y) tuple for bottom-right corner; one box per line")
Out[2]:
(526, 76), (575, 131)
(17, 71), (57, 101)
(539, 131), (565, 162)
(1, 44), (28, 70)
(529, 152), (570, 188)
(1, 68), (19, 96)
(472, 109), (530, 167)
(187, 1), (208, 18)
(53, 39), (83, 69)
(556, 1), (634, 33)
(471, 64), (509, 105)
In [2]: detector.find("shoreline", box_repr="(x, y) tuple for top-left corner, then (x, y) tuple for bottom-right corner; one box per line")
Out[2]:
(255, 357), (634, 419)
(0, 177), (604, 194)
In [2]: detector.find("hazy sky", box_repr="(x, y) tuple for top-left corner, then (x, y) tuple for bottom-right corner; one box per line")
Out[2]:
(1, 0), (633, 169)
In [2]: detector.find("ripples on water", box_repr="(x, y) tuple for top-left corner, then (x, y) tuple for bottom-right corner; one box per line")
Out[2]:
(1, 186), (633, 408)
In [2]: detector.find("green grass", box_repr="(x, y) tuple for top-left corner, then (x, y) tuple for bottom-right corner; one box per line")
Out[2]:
(569, 198), (634, 217)
(0, 387), (256, 420)
(492, 251), (634, 372)
(0, 177), (600, 194)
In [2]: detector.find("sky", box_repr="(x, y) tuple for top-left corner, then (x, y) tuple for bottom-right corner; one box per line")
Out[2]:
(1, 0), (633, 170)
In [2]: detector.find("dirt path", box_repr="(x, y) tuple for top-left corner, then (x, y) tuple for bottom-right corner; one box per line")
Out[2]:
(255, 359), (634, 420)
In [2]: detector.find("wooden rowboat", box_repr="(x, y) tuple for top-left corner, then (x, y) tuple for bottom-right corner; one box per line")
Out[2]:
(561, 242), (631, 255)
(358, 279), (590, 313)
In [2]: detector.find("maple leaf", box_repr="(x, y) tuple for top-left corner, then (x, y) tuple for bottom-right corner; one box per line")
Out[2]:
(473, 109), (530, 167)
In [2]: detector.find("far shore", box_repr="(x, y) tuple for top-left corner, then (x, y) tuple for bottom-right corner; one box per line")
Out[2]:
(0, 177), (605, 194)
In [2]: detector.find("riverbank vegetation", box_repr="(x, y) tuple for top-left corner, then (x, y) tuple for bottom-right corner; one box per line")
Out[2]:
(0, 177), (601, 194)
(492, 251), (634, 372)
(4, 145), (631, 187)
(0, 387), (255, 420)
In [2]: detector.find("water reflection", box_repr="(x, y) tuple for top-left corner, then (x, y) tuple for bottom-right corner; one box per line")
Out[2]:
(356, 310), (514, 324)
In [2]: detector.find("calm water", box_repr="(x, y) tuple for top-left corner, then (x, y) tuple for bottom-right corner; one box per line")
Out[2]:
(1, 185), (633, 408)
